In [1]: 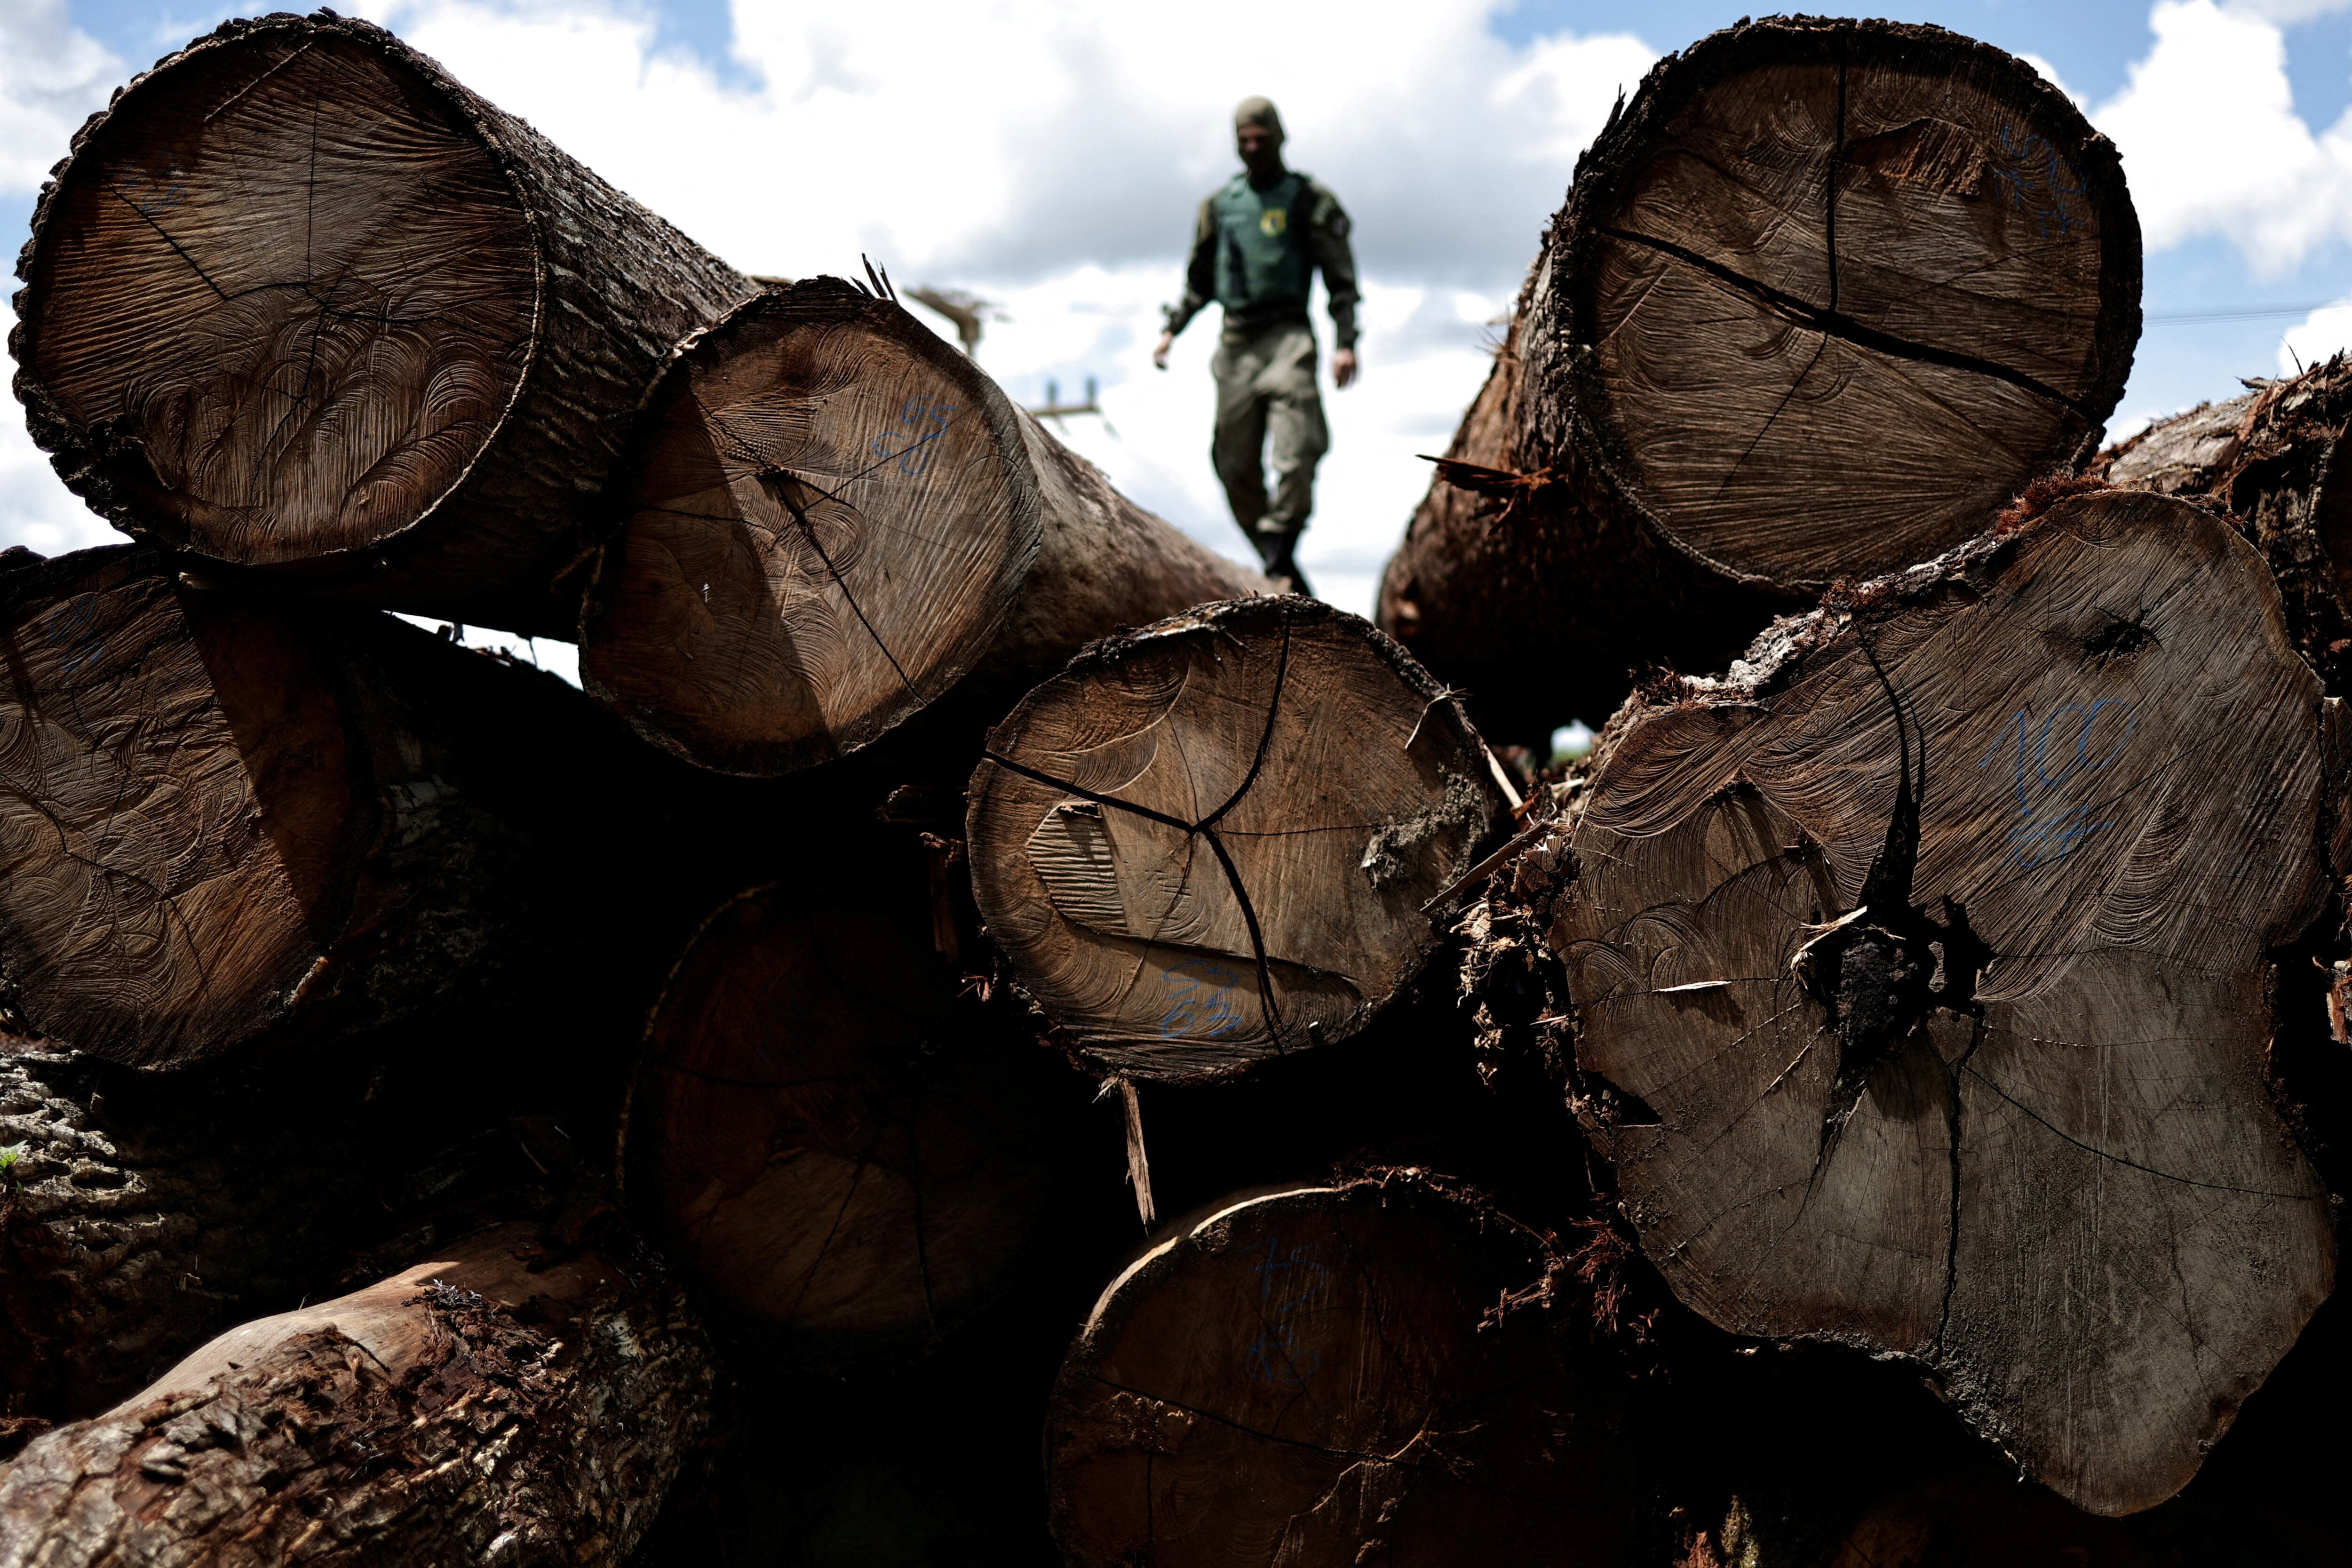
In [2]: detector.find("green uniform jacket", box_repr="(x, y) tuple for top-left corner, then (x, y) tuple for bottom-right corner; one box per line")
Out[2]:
(1163, 168), (1359, 348)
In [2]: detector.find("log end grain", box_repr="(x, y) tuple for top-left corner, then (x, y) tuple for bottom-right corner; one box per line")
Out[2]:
(1046, 1178), (1635, 1568)
(1528, 16), (2140, 590)
(581, 279), (1042, 775)
(622, 884), (1064, 1366)
(0, 549), (369, 1067)
(13, 13), (536, 567)
(968, 597), (1511, 1083)
(1375, 313), (1774, 738)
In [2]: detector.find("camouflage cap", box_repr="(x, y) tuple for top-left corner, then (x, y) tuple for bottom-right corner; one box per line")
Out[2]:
(1233, 96), (1285, 141)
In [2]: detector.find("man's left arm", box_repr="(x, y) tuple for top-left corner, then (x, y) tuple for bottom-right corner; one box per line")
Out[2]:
(1306, 183), (1360, 387)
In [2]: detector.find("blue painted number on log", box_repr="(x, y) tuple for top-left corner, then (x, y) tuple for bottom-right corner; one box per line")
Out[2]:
(1976, 698), (2135, 871)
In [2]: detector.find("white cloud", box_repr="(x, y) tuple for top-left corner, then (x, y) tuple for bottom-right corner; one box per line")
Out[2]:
(2015, 52), (2078, 104)
(0, 0), (117, 193)
(0, 297), (123, 559)
(2094, 0), (2352, 273)
(1, 0), (122, 557)
(393, 614), (583, 686)
(2280, 295), (2352, 370)
(360, 0), (1653, 286)
(2224, 0), (2352, 22)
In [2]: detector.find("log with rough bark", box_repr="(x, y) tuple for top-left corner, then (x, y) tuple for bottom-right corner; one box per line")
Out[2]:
(1045, 1176), (1636, 1568)
(965, 597), (1512, 1083)
(2098, 357), (2352, 696)
(1538, 488), (2331, 1515)
(10, 11), (754, 637)
(579, 278), (1266, 775)
(620, 879), (1080, 1367)
(1384, 17), (2140, 732)
(0, 1040), (552, 1423)
(0, 1223), (713, 1566)
(0, 546), (712, 1069)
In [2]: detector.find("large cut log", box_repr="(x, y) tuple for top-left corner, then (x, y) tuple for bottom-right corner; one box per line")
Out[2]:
(10, 11), (753, 637)
(1541, 488), (2331, 1514)
(579, 278), (1265, 775)
(2098, 357), (2352, 696)
(1045, 1177), (1636, 1567)
(0, 1224), (713, 1566)
(965, 597), (1511, 1083)
(1383, 17), (2139, 731)
(620, 877), (1083, 1368)
(1534, 15), (2142, 587)
(0, 546), (720, 1069)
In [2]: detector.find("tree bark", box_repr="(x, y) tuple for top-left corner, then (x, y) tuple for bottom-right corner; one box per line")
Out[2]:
(965, 597), (1512, 1084)
(619, 874), (1086, 1370)
(1045, 1175), (1637, 1568)
(10, 11), (755, 638)
(2097, 357), (2352, 696)
(0, 1039), (575, 1425)
(1539, 488), (2330, 1515)
(0, 546), (725, 1069)
(0, 1224), (714, 1566)
(579, 277), (1267, 776)
(1382, 17), (2141, 734)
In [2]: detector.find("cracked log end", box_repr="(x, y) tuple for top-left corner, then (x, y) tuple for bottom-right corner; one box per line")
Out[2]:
(1551, 489), (2331, 1514)
(0, 549), (367, 1067)
(1540, 15), (2139, 589)
(621, 884), (1063, 1367)
(14, 15), (534, 568)
(581, 279), (1262, 776)
(1045, 1178), (1634, 1568)
(0, 1225), (713, 1567)
(966, 598), (1510, 1082)
(0, 545), (655, 1067)
(583, 280), (1040, 774)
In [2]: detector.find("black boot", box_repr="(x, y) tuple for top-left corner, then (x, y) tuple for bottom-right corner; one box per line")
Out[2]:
(1251, 524), (1314, 599)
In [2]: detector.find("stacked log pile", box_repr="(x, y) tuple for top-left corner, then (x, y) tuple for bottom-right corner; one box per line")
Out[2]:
(1, 9), (2346, 1566)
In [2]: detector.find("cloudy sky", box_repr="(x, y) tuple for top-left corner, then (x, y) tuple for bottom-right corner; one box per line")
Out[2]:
(8, 0), (2352, 634)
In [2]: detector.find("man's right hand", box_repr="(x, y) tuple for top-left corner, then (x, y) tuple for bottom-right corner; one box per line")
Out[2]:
(1152, 331), (1175, 370)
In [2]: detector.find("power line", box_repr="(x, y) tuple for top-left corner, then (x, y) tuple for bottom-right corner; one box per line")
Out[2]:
(2145, 302), (2340, 325)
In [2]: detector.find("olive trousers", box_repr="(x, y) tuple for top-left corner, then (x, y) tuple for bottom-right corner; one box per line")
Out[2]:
(1209, 319), (1327, 587)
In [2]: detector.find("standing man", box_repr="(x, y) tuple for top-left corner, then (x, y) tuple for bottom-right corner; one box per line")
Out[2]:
(1154, 97), (1359, 597)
